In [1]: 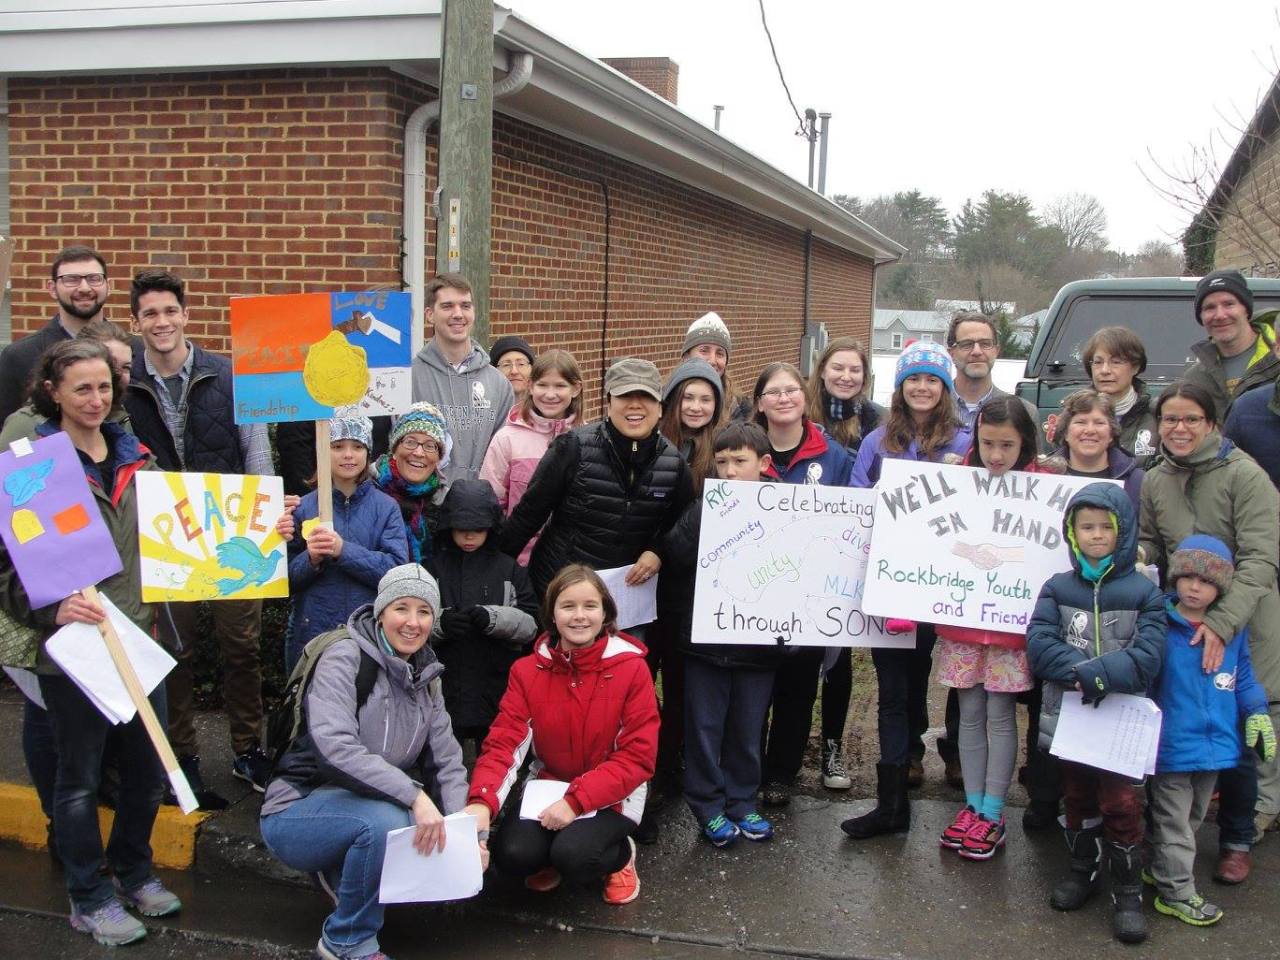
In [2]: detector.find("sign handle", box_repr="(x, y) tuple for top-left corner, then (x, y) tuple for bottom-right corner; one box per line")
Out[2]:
(315, 419), (333, 527)
(80, 585), (198, 814)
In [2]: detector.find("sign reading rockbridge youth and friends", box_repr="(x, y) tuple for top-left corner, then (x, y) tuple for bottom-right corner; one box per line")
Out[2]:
(690, 479), (914, 648)
(230, 291), (413, 423)
(136, 472), (288, 602)
(862, 461), (1120, 631)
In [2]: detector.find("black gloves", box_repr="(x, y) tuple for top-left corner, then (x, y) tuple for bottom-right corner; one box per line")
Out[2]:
(439, 605), (494, 639)
(469, 606), (493, 635)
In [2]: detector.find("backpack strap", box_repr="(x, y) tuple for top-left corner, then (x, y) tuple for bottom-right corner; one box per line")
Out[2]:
(354, 650), (380, 712)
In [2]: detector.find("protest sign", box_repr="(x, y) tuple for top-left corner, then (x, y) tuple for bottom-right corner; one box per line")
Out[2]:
(690, 479), (914, 648)
(136, 472), (287, 602)
(862, 461), (1119, 630)
(230, 291), (413, 424)
(0, 432), (122, 608)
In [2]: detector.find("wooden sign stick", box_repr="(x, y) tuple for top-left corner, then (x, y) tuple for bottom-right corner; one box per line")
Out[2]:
(80, 584), (199, 814)
(315, 419), (333, 527)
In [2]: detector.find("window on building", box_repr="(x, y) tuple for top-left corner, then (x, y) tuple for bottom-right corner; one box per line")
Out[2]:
(920, 334), (934, 343)
(891, 332), (903, 349)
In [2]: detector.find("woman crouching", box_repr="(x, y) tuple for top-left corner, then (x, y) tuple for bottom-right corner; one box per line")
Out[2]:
(260, 564), (472, 960)
(465, 565), (659, 904)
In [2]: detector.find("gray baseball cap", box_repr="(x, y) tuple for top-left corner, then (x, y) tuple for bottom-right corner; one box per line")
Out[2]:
(604, 357), (662, 401)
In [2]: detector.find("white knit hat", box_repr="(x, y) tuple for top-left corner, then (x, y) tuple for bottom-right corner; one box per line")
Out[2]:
(681, 311), (732, 358)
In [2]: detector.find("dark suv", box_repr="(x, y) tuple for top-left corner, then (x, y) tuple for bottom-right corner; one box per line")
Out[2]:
(1015, 276), (1280, 424)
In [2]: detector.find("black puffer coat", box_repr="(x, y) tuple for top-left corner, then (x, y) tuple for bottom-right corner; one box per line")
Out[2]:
(498, 419), (694, 597)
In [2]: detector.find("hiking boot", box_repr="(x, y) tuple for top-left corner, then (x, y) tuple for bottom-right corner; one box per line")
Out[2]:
(1108, 841), (1148, 944)
(602, 838), (639, 905)
(168, 755), (228, 811)
(702, 814), (740, 848)
(232, 744), (272, 793)
(69, 898), (147, 947)
(1154, 893), (1224, 926)
(1050, 823), (1102, 911)
(906, 757), (924, 789)
(736, 811), (774, 841)
(761, 781), (790, 807)
(1021, 799), (1059, 832)
(524, 867), (561, 892)
(1213, 849), (1251, 884)
(821, 739), (852, 790)
(958, 815), (1006, 861)
(114, 877), (181, 917)
(841, 763), (910, 839)
(943, 756), (964, 790)
(939, 805), (979, 850)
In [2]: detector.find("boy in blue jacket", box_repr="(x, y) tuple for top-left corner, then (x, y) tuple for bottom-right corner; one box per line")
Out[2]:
(1149, 535), (1276, 927)
(1027, 482), (1165, 944)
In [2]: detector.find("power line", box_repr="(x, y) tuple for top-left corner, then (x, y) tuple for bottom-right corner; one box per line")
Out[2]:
(757, 0), (807, 136)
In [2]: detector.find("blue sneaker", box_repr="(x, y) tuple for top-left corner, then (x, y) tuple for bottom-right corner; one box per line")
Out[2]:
(736, 811), (774, 841)
(702, 814), (740, 847)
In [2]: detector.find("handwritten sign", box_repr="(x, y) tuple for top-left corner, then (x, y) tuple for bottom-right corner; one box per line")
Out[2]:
(690, 479), (914, 648)
(230, 291), (413, 423)
(136, 472), (287, 602)
(862, 461), (1120, 630)
(0, 432), (123, 608)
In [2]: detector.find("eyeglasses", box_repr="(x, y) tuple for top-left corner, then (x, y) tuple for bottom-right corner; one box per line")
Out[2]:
(55, 273), (106, 288)
(496, 358), (531, 372)
(760, 386), (803, 400)
(1159, 414), (1207, 428)
(952, 338), (996, 352)
(398, 438), (440, 453)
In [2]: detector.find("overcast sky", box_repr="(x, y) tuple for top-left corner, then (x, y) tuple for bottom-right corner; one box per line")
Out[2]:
(506, 0), (1280, 254)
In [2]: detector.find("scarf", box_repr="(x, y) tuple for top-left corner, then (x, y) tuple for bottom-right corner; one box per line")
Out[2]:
(1078, 553), (1114, 583)
(373, 453), (442, 564)
(824, 388), (862, 424)
(1111, 387), (1138, 418)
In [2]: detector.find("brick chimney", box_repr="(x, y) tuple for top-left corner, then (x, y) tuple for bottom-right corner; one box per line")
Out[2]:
(601, 57), (678, 105)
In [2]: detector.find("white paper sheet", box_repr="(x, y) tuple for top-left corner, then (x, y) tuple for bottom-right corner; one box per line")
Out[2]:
(378, 812), (483, 904)
(519, 778), (595, 820)
(3, 666), (44, 708)
(595, 565), (657, 630)
(45, 596), (176, 725)
(1050, 691), (1161, 779)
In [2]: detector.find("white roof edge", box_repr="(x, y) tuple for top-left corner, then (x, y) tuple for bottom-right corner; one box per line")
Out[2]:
(0, 1), (441, 32)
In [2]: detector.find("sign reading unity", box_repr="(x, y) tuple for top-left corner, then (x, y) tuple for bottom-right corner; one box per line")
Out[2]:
(862, 461), (1119, 631)
(691, 479), (914, 648)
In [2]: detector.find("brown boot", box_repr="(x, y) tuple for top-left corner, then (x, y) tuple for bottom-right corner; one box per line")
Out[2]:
(906, 758), (924, 789)
(1213, 849), (1251, 884)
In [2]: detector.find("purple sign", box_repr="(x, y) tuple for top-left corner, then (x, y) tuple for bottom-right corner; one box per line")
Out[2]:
(0, 431), (123, 609)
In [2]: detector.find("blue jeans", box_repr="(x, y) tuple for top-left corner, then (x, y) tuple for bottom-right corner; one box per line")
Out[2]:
(260, 785), (412, 957)
(39, 674), (166, 912)
(1216, 752), (1259, 851)
(22, 697), (57, 819)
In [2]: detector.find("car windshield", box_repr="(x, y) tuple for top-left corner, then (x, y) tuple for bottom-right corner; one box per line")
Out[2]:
(1042, 294), (1280, 382)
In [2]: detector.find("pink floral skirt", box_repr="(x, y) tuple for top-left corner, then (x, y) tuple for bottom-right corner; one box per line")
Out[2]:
(936, 638), (1033, 693)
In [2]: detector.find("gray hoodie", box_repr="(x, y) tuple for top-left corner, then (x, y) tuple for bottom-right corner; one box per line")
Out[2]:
(411, 339), (514, 483)
(260, 604), (468, 818)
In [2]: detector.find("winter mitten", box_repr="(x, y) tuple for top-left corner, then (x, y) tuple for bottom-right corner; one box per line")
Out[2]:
(469, 606), (494, 635)
(1246, 713), (1277, 762)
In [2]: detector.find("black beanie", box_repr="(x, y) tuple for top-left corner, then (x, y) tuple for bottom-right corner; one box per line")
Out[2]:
(1194, 269), (1253, 324)
(489, 335), (534, 366)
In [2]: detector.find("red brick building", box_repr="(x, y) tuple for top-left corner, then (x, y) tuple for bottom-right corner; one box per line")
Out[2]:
(0, 2), (901, 407)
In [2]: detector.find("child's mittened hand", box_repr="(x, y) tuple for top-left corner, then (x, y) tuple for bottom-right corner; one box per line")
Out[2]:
(469, 606), (493, 635)
(1246, 714), (1277, 762)
(885, 618), (916, 634)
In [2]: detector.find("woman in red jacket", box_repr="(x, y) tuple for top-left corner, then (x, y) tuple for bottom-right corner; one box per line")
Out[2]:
(465, 565), (659, 905)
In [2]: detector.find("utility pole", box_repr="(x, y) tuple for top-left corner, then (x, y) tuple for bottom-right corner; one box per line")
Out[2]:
(713, 104), (723, 131)
(435, 0), (494, 344)
(816, 112), (831, 195)
(804, 108), (817, 189)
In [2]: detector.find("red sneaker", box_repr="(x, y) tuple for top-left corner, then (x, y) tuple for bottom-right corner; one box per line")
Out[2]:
(940, 806), (979, 850)
(524, 867), (561, 892)
(603, 837), (640, 905)
(958, 814), (1006, 860)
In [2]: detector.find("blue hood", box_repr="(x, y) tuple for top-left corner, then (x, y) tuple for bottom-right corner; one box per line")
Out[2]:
(1062, 481), (1138, 575)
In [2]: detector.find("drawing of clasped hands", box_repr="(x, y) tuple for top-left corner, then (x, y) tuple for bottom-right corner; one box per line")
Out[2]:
(952, 541), (1025, 571)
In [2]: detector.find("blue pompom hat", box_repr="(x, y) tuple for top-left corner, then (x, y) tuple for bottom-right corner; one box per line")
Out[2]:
(894, 340), (955, 393)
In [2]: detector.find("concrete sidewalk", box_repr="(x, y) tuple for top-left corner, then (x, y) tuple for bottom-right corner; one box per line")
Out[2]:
(3, 687), (1279, 958)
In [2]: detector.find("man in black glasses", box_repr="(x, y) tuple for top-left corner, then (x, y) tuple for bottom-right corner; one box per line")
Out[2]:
(945, 311), (1037, 436)
(0, 244), (111, 425)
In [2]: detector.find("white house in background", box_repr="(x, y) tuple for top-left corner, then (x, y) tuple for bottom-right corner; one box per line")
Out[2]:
(872, 308), (950, 352)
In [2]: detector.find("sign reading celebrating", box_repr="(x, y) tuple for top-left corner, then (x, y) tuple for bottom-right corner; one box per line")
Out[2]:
(0, 432), (123, 608)
(862, 461), (1119, 630)
(230, 291), (413, 424)
(691, 479), (914, 648)
(136, 472), (287, 602)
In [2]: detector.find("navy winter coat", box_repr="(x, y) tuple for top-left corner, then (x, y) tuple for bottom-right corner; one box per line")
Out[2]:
(764, 419), (854, 486)
(1224, 381), (1280, 491)
(286, 479), (409, 655)
(1026, 482), (1166, 749)
(1155, 600), (1267, 774)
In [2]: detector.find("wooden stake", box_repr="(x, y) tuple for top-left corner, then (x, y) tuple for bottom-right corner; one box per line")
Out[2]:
(315, 419), (333, 527)
(81, 585), (198, 814)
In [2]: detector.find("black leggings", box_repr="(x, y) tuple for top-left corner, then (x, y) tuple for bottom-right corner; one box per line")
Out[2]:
(822, 648), (853, 742)
(495, 807), (634, 886)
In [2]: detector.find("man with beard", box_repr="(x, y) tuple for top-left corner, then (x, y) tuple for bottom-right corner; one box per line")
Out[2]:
(946, 311), (1038, 435)
(0, 245), (112, 425)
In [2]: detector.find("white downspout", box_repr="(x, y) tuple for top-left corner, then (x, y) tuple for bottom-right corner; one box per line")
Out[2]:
(404, 50), (533, 356)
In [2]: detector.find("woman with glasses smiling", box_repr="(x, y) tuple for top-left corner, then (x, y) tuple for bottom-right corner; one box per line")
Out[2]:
(1139, 380), (1280, 885)
(371, 402), (451, 566)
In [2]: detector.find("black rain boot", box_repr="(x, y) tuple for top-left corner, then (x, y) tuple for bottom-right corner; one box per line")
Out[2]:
(1108, 841), (1148, 944)
(1050, 823), (1102, 911)
(841, 763), (909, 839)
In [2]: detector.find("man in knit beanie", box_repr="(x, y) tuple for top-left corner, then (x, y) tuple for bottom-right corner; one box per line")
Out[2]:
(1185, 269), (1279, 420)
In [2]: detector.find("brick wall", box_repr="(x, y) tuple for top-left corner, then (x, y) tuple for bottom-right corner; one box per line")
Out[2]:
(600, 58), (679, 105)
(6, 67), (875, 412)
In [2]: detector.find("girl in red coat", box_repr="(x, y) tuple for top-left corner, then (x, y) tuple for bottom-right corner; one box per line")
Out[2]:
(465, 565), (659, 905)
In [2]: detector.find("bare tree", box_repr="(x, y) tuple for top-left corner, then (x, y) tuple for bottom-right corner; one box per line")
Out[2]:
(1044, 193), (1109, 251)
